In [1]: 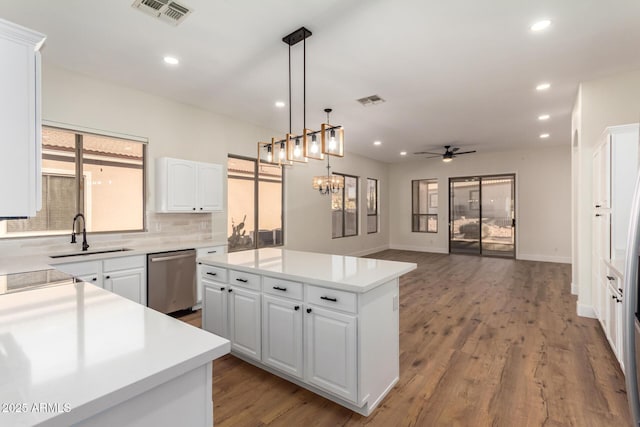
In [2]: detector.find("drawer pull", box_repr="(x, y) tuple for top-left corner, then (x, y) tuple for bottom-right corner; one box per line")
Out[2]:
(206, 272), (218, 276)
(221, 287), (226, 291)
(320, 296), (337, 302)
(306, 308), (312, 313)
(294, 305), (300, 311)
(207, 250), (217, 254)
(228, 289), (233, 293)
(273, 286), (287, 292)
(236, 278), (248, 283)
(606, 275), (615, 281)
(91, 277), (97, 282)
(105, 275), (111, 279)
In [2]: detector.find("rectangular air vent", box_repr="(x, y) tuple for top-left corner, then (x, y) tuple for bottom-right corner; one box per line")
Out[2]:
(357, 95), (386, 106)
(132, 0), (192, 26)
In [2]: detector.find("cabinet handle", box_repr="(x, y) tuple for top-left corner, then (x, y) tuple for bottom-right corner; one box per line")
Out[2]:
(619, 288), (624, 294)
(595, 204), (601, 208)
(273, 286), (287, 292)
(306, 308), (312, 313)
(236, 278), (248, 283)
(198, 262), (202, 265)
(207, 250), (217, 254)
(612, 295), (617, 299)
(606, 275), (615, 281)
(91, 277), (97, 282)
(221, 287), (225, 291)
(228, 289), (233, 293)
(200, 207), (203, 210)
(320, 296), (337, 302)
(617, 298), (623, 303)
(595, 214), (602, 217)
(105, 275), (110, 279)
(206, 272), (218, 276)
(294, 306), (300, 311)
(193, 208), (196, 211)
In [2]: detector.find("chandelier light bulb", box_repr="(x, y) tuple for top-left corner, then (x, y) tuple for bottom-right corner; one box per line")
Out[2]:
(279, 149), (285, 160)
(294, 138), (301, 157)
(329, 129), (337, 150)
(267, 152), (273, 162)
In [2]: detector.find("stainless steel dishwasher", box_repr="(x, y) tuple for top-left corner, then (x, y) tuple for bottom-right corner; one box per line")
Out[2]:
(147, 249), (196, 314)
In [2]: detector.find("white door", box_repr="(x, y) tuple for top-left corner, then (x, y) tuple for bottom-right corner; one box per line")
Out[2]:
(104, 267), (145, 304)
(229, 286), (261, 361)
(305, 305), (357, 402)
(203, 281), (228, 338)
(262, 294), (303, 378)
(167, 159), (197, 211)
(197, 163), (222, 212)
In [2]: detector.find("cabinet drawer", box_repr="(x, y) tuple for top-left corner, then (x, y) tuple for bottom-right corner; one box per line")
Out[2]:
(605, 270), (622, 294)
(103, 255), (145, 272)
(306, 285), (357, 314)
(196, 245), (226, 257)
(229, 269), (260, 291)
(263, 276), (303, 300)
(201, 264), (228, 283)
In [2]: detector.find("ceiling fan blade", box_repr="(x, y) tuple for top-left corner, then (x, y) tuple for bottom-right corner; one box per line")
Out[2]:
(424, 155), (442, 159)
(414, 151), (443, 155)
(451, 147), (460, 153)
(454, 150), (477, 155)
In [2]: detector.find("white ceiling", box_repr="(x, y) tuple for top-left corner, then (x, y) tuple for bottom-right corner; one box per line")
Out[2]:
(2, 0), (640, 163)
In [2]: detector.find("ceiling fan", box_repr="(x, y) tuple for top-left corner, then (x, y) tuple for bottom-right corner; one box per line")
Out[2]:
(413, 145), (476, 162)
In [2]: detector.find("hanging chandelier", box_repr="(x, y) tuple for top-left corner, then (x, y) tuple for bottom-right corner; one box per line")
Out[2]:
(257, 26), (345, 194)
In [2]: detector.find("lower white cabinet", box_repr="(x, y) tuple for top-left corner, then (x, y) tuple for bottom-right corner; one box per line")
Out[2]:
(195, 245), (226, 306)
(202, 279), (228, 338)
(305, 305), (357, 402)
(228, 286), (261, 361)
(262, 294), (303, 378)
(55, 255), (146, 305)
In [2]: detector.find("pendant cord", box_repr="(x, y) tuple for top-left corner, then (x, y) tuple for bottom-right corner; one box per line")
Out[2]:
(303, 36), (306, 130)
(288, 44), (292, 134)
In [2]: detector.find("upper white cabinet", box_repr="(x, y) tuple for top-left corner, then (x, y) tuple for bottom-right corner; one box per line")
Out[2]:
(0, 19), (46, 218)
(155, 157), (223, 213)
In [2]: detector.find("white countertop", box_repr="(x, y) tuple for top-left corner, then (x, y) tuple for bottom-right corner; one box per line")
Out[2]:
(0, 282), (230, 426)
(0, 239), (227, 275)
(198, 248), (417, 293)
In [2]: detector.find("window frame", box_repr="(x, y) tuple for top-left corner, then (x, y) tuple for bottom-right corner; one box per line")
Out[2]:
(366, 177), (378, 234)
(0, 125), (147, 238)
(411, 178), (438, 233)
(332, 172), (359, 239)
(227, 154), (285, 252)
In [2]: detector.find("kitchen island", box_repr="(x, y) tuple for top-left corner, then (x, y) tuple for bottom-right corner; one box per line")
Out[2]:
(197, 248), (416, 416)
(0, 275), (230, 426)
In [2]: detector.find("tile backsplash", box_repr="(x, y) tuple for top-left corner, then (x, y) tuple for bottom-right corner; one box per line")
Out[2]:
(0, 212), (225, 257)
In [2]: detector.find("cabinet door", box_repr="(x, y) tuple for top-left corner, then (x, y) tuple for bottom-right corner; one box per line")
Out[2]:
(606, 284), (619, 355)
(262, 294), (303, 378)
(203, 280), (228, 338)
(78, 274), (102, 288)
(167, 159), (197, 211)
(197, 163), (223, 212)
(228, 286), (261, 361)
(600, 138), (611, 209)
(104, 267), (145, 304)
(305, 305), (357, 402)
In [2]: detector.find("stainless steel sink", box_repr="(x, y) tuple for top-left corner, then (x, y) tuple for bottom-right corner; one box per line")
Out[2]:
(50, 248), (133, 259)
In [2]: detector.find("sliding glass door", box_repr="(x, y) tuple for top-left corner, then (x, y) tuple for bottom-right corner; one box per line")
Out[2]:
(449, 174), (515, 258)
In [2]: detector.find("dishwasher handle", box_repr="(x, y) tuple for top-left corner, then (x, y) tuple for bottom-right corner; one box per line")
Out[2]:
(149, 253), (194, 263)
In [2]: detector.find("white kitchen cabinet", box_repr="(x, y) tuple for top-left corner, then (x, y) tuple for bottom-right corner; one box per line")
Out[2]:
(104, 268), (145, 304)
(262, 294), (303, 378)
(195, 245), (226, 307)
(228, 286), (261, 361)
(202, 279), (228, 338)
(0, 19), (46, 218)
(305, 305), (357, 402)
(156, 157), (223, 213)
(56, 260), (103, 287)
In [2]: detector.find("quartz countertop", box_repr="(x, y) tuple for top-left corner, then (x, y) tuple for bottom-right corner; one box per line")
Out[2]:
(198, 248), (417, 293)
(0, 239), (227, 275)
(0, 281), (230, 426)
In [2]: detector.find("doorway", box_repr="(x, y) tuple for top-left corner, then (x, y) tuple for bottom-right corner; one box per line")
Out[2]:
(449, 174), (515, 258)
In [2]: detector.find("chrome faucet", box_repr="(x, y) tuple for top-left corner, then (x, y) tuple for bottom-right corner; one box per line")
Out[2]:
(71, 213), (90, 251)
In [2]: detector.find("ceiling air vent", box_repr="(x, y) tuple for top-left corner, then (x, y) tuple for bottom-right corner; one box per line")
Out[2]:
(132, 0), (193, 26)
(357, 95), (386, 106)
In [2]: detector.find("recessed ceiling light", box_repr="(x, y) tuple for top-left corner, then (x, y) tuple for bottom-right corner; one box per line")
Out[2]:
(373, 141), (382, 146)
(538, 114), (550, 121)
(540, 133), (550, 139)
(400, 151), (407, 156)
(275, 101), (285, 108)
(163, 56), (179, 65)
(536, 82), (551, 91)
(530, 20), (551, 32)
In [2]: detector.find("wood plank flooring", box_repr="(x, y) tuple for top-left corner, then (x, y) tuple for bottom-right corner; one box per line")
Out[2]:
(179, 250), (631, 426)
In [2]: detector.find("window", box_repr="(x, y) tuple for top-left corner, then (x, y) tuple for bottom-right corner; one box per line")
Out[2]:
(366, 178), (378, 234)
(332, 173), (358, 238)
(227, 156), (283, 252)
(412, 179), (438, 233)
(0, 126), (145, 238)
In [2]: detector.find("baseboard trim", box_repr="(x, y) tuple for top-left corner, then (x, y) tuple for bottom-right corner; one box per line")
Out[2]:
(571, 282), (578, 295)
(349, 244), (390, 257)
(517, 254), (572, 264)
(577, 302), (596, 318)
(388, 244), (448, 254)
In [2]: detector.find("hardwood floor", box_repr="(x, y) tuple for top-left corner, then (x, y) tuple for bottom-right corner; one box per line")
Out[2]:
(179, 250), (631, 426)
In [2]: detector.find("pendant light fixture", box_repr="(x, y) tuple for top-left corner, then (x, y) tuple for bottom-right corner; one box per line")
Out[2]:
(257, 26), (346, 195)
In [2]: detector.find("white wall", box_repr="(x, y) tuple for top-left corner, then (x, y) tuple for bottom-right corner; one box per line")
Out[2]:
(0, 62), (389, 257)
(388, 146), (572, 263)
(571, 68), (640, 316)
